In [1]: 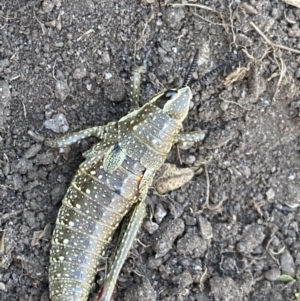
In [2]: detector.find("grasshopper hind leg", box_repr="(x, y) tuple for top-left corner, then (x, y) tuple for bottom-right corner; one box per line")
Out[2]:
(98, 199), (147, 301)
(97, 169), (154, 301)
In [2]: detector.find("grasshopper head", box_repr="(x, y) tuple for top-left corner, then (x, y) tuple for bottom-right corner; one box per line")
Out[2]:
(161, 86), (192, 121)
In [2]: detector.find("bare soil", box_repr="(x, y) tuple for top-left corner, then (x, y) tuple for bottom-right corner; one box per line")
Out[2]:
(1, 1), (300, 301)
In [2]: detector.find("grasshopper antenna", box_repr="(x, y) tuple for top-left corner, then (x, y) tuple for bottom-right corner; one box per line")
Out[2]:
(191, 50), (241, 88)
(191, 61), (231, 88)
(183, 49), (200, 87)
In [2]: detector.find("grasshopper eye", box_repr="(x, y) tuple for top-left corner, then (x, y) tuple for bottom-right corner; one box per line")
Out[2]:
(155, 90), (177, 109)
(163, 90), (177, 99)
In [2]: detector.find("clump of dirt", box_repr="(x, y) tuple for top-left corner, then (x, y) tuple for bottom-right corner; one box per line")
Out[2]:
(1, 1), (300, 301)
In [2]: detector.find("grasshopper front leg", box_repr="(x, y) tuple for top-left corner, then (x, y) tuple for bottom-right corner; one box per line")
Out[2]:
(45, 121), (119, 152)
(45, 65), (147, 156)
(44, 125), (106, 148)
(129, 65), (146, 112)
(175, 130), (205, 143)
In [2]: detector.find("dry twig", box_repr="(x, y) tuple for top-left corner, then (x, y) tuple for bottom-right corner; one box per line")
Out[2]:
(250, 21), (300, 55)
(33, 9), (45, 35)
(170, 3), (223, 17)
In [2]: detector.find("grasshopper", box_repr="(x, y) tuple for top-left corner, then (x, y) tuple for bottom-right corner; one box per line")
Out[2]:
(46, 50), (231, 301)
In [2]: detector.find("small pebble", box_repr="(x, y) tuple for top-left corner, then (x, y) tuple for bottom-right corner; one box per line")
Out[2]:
(281, 249), (296, 277)
(50, 183), (67, 205)
(73, 65), (87, 79)
(163, 7), (185, 30)
(168, 202), (183, 219)
(42, 0), (54, 13)
(34, 153), (55, 165)
(27, 130), (45, 143)
(266, 188), (275, 200)
(0, 282), (6, 292)
(154, 203), (167, 223)
(13, 173), (23, 190)
(101, 51), (111, 66)
(197, 216), (213, 240)
(185, 215), (197, 226)
(185, 155), (196, 165)
(237, 224), (265, 254)
(0, 59), (10, 71)
(23, 211), (36, 228)
(23, 144), (42, 159)
(12, 158), (33, 174)
(240, 2), (258, 14)
(264, 268), (280, 281)
(124, 279), (156, 301)
(143, 221), (159, 234)
(156, 18), (162, 26)
(55, 80), (70, 101)
(54, 42), (64, 48)
(103, 76), (125, 103)
(104, 73), (113, 80)
(172, 271), (193, 287)
(43, 113), (69, 133)
(152, 218), (185, 258)
(288, 26), (300, 38)
(177, 233), (207, 256)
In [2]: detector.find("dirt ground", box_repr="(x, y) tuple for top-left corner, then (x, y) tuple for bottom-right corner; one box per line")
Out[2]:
(1, 0), (300, 300)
